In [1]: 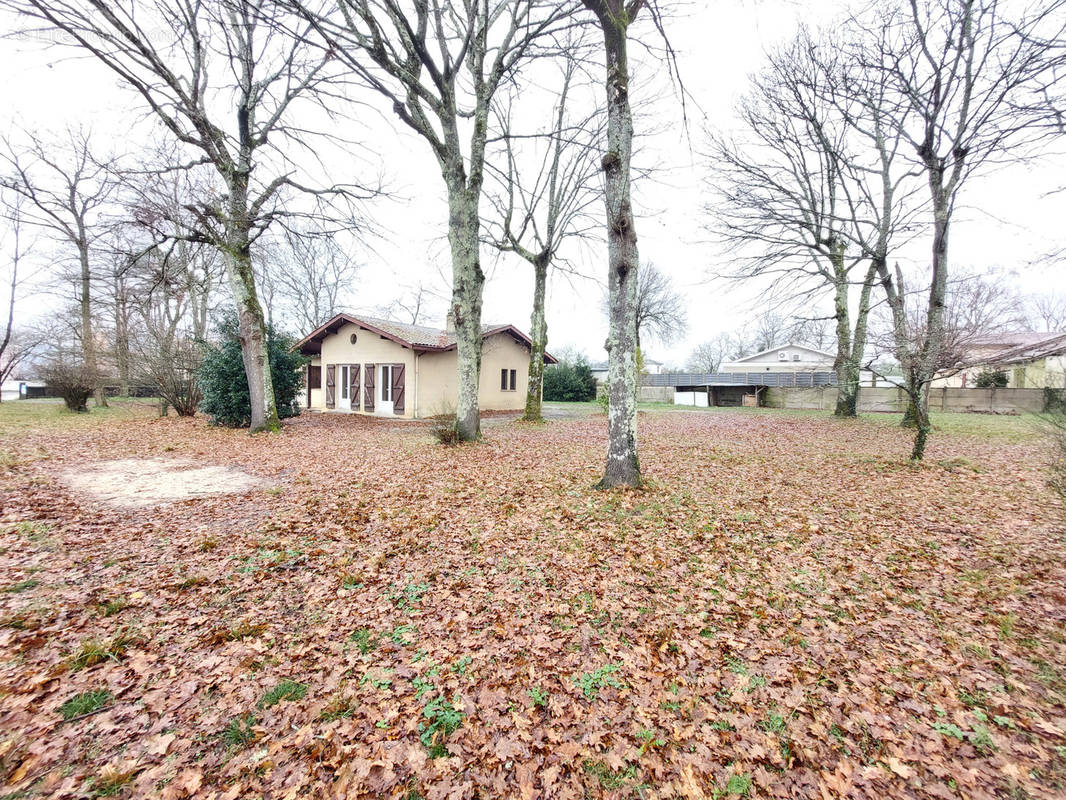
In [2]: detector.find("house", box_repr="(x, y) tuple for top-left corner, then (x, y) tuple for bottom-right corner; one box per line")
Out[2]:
(933, 331), (1066, 389)
(590, 356), (665, 383)
(721, 343), (835, 373)
(294, 313), (556, 418)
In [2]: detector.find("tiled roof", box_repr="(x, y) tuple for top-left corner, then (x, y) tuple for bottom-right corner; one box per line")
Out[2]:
(295, 312), (555, 363)
(979, 331), (1066, 365)
(351, 315), (510, 349)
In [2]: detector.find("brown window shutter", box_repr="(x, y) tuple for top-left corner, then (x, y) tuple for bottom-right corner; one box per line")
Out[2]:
(392, 363), (405, 414)
(352, 364), (361, 410)
(363, 363), (375, 411)
(325, 365), (336, 409)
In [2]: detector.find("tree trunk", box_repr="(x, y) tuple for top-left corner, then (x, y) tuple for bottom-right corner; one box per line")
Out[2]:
(225, 158), (279, 433)
(114, 275), (130, 397)
(907, 185), (951, 457)
(830, 246), (855, 417)
(594, 9), (641, 489)
(834, 261), (878, 418)
(446, 184), (484, 442)
(77, 239), (106, 408)
(523, 258), (548, 422)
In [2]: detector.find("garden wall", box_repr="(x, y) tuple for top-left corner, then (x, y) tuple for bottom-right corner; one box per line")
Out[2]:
(638, 386), (675, 403)
(762, 386), (1047, 414)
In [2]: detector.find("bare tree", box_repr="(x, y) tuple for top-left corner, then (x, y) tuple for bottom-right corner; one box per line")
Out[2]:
(485, 50), (603, 422)
(633, 263), (686, 348)
(1028, 291), (1066, 330)
(862, 0), (1066, 458)
(4, 0), (371, 431)
(263, 226), (359, 336)
(706, 28), (914, 418)
(1, 129), (118, 407)
(583, 0), (662, 489)
(0, 191), (44, 396)
(686, 334), (732, 373)
(380, 281), (445, 327)
(285, 0), (577, 441)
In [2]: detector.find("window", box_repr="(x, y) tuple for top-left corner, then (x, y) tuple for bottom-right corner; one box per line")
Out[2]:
(509, 369), (516, 391)
(502, 368), (516, 391)
(792, 354), (800, 362)
(381, 365), (393, 402)
(501, 369), (508, 390)
(778, 352), (787, 361)
(340, 365), (349, 400)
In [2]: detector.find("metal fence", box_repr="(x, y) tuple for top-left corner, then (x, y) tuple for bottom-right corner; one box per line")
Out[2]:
(642, 371), (838, 388)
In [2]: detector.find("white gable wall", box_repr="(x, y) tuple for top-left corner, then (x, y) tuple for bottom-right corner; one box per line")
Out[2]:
(722, 344), (834, 373)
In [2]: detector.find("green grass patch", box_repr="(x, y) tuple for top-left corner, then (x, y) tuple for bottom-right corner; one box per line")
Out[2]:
(59, 689), (113, 720)
(258, 679), (307, 708)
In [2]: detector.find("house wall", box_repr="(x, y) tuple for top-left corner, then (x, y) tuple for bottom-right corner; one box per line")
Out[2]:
(722, 345), (833, 373)
(315, 322), (417, 417)
(932, 356), (1066, 389)
(764, 386), (1048, 414)
(416, 332), (530, 415)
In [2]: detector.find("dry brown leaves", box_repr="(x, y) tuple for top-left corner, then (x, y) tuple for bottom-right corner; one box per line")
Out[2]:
(1, 405), (1064, 799)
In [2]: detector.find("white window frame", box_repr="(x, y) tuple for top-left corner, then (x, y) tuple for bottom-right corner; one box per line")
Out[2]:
(340, 365), (350, 400)
(381, 364), (393, 402)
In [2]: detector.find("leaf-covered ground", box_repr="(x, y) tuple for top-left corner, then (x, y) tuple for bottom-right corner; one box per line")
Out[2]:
(1, 401), (1065, 799)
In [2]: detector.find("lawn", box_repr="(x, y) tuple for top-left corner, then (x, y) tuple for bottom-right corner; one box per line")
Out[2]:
(0, 401), (1064, 799)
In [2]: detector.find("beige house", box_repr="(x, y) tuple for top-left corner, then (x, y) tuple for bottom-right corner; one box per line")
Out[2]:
(295, 313), (555, 418)
(933, 331), (1066, 389)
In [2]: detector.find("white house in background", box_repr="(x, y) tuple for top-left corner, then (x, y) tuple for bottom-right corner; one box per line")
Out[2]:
(1, 378), (45, 402)
(722, 343), (836, 373)
(590, 356), (665, 383)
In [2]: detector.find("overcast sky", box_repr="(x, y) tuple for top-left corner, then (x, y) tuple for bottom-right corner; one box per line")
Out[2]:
(2, 0), (1065, 367)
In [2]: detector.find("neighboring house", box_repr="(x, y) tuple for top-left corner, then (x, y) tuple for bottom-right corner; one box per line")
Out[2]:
(590, 356), (665, 383)
(294, 313), (556, 418)
(0, 378), (46, 402)
(933, 331), (1066, 389)
(721, 343), (836, 373)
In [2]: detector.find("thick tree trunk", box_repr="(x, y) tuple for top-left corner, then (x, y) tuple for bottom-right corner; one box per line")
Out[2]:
(834, 261), (877, 418)
(226, 250), (278, 433)
(523, 258), (548, 422)
(225, 160), (279, 433)
(830, 250), (855, 417)
(77, 240), (106, 408)
(907, 186), (951, 458)
(446, 185), (485, 442)
(594, 10), (641, 489)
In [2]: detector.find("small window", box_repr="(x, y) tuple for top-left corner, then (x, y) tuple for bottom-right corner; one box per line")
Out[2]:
(778, 351), (787, 361)
(792, 354), (800, 362)
(509, 369), (516, 391)
(349, 333), (358, 344)
(501, 369), (508, 391)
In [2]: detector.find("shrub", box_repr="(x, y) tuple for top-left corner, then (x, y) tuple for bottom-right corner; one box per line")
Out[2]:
(41, 361), (98, 412)
(198, 314), (305, 428)
(974, 368), (1008, 388)
(426, 401), (459, 445)
(543, 360), (598, 402)
(139, 337), (202, 416)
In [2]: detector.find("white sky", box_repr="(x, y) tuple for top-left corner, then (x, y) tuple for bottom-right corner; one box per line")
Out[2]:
(2, 0), (1065, 367)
